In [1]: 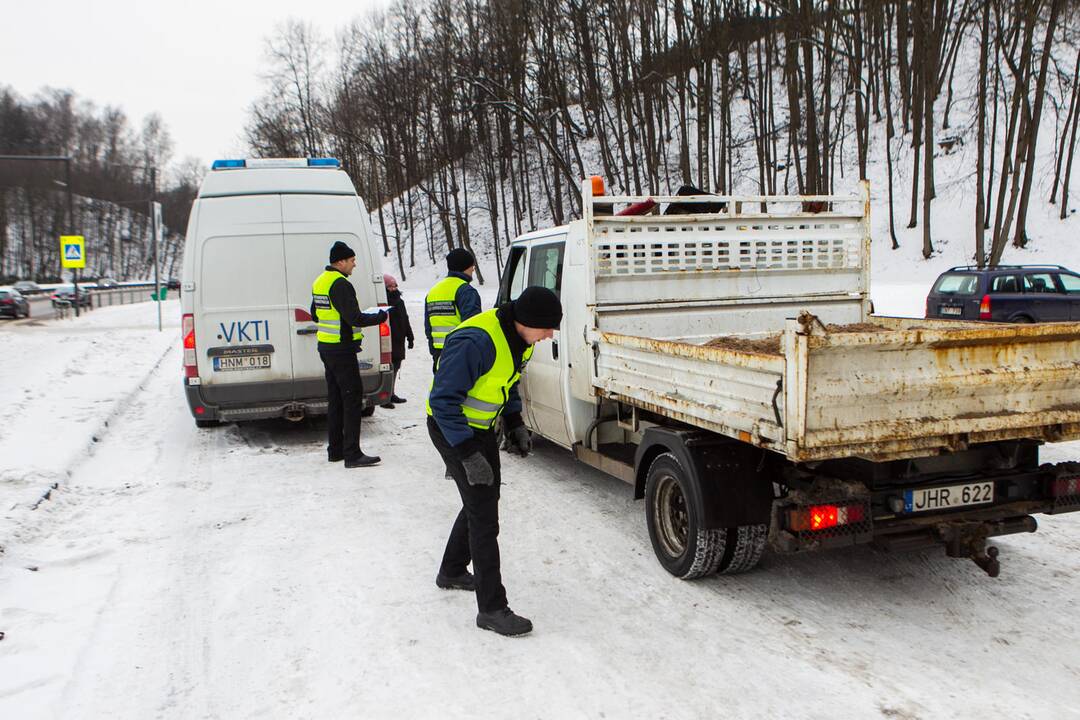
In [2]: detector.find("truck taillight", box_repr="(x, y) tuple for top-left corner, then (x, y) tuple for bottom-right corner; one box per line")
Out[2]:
(182, 313), (198, 378)
(379, 306), (392, 368)
(1050, 476), (1080, 497)
(979, 294), (991, 320)
(787, 503), (866, 532)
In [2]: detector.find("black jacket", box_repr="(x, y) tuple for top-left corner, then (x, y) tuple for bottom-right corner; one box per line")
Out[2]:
(386, 289), (414, 363)
(310, 266), (386, 355)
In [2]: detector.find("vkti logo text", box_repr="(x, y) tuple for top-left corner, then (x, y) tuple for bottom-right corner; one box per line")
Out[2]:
(218, 320), (270, 342)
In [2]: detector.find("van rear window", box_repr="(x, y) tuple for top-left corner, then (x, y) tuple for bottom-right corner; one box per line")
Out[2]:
(200, 235), (288, 308)
(933, 274), (978, 295)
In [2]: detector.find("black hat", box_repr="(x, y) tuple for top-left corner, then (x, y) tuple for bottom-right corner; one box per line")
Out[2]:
(446, 248), (475, 273)
(329, 241), (355, 263)
(513, 286), (563, 329)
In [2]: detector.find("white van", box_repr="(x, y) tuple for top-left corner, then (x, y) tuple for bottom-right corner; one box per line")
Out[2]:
(179, 158), (392, 427)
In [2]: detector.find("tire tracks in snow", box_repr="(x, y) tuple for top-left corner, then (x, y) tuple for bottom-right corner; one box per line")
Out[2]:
(1, 342), (176, 554)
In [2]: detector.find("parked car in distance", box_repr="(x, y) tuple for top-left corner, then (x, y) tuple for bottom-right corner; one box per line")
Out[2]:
(51, 285), (92, 308)
(0, 288), (31, 318)
(96, 277), (119, 289)
(925, 264), (1080, 322)
(13, 280), (42, 295)
(166, 277), (181, 290)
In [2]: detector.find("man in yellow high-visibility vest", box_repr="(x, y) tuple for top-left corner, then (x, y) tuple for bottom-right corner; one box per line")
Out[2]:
(426, 286), (562, 637)
(424, 248), (481, 373)
(310, 241), (387, 468)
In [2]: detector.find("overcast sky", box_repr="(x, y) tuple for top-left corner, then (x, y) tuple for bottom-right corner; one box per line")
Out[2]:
(1, 0), (390, 171)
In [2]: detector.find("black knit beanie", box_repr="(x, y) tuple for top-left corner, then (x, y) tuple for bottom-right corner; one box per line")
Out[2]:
(446, 248), (475, 273)
(329, 241), (355, 263)
(513, 286), (563, 329)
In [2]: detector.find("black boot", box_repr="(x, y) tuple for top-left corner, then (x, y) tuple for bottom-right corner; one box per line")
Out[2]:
(476, 607), (533, 636)
(435, 571), (475, 591)
(380, 402), (395, 409)
(391, 394), (407, 404)
(344, 453), (381, 468)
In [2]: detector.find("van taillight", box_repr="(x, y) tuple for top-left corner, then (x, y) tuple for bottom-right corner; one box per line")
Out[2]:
(182, 313), (198, 377)
(979, 294), (992, 320)
(379, 307), (392, 369)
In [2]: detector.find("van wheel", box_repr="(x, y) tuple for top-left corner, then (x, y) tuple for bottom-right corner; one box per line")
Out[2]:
(645, 453), (726, 579)
(195, 419), (221, 428)
(717, 524), (768, 574)
(361, 406), (376, 418)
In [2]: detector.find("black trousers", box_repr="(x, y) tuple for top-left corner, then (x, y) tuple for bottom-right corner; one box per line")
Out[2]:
(321, 350), (364, 461)
(428, 417), (507, 613)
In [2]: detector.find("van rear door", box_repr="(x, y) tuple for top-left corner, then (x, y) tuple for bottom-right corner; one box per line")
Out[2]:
(281, 195), (380, 399)
(195, 196), (293, 398)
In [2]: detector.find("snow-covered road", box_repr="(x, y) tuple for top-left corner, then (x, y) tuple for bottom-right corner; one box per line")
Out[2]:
(2, 298), (1079, 719)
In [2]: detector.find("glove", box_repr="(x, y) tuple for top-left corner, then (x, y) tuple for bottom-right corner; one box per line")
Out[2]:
(407, 338), (414, 349)
(377, 309), (388, 324)
(460, 451), (495, 486)
(501, 424), (532, 458)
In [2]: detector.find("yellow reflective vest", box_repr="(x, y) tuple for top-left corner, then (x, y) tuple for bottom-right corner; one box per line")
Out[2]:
(425, 275), (468, 350)
(426, 309), (533, 431)
(311, 269), (363, 344)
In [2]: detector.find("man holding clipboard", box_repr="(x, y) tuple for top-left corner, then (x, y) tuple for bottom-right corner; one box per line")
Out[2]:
(310, 240), (388, 468)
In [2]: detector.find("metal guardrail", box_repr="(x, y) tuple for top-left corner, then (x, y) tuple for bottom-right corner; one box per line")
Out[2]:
(91, 284), (159, 308)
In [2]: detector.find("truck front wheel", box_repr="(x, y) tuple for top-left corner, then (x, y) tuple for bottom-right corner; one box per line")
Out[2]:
(645, 453), (727, 579)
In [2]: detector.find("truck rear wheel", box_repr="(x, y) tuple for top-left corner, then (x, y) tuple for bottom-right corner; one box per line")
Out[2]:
(645, 453), (727, 579)
(718, 524), (768, 574)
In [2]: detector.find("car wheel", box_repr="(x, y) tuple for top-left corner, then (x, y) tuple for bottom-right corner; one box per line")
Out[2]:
(1012, 315), (1035, 323)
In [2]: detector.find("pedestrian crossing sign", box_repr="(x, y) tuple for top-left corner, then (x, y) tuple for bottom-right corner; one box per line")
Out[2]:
(60, 235), (85, 268)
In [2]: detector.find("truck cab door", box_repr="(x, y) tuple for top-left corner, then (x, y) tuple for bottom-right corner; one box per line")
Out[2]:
(499, 245), (537, 431)
(518, 239), (572, 448)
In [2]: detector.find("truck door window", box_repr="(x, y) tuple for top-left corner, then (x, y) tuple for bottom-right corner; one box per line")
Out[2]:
(526, 241), (566, 297)
(500, 246), (528, 303)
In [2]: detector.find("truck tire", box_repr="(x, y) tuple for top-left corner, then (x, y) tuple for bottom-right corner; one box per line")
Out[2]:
(361, 405), (376, 418)
(645, 453), (727, 579)
(195, 419), (221, 429)
(717, 524), (768, 574)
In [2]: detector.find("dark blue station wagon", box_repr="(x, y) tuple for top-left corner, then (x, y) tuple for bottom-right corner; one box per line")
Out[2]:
(926, 265), (1080, 322)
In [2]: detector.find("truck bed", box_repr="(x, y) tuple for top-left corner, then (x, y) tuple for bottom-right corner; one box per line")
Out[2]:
(594, 316), (1080, 462)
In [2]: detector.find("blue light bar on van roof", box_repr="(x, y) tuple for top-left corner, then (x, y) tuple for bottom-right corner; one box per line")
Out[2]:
(307, 158), (340, 167)
(211, 159), (246, 170)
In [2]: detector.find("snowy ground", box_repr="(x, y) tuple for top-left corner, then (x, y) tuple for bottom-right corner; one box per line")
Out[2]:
(1, 292), (1079, 719)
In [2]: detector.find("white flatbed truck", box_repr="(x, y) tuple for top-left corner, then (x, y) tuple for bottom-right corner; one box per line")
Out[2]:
(501, 179), (1080, 578)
